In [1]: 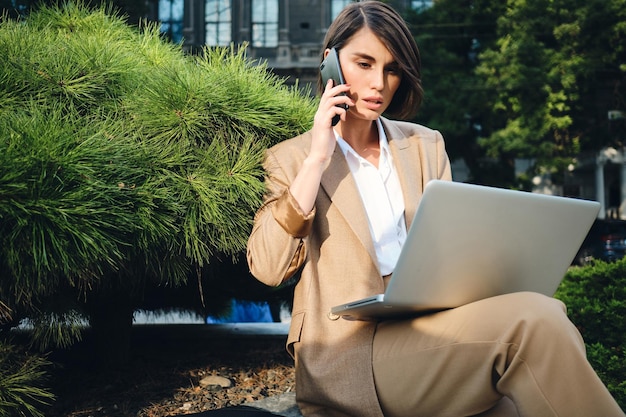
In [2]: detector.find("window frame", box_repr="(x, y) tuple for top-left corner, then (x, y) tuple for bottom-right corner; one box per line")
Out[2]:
(159, 0), (184, 43)
(205, 0), (233, 46)
(251, 0), (279, 48)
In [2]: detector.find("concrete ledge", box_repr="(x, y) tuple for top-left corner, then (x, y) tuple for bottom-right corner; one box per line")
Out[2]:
(131, 322), (290, 340)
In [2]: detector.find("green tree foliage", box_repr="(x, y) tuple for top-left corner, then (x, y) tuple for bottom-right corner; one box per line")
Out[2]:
(406, 0), (626, 187)
(477, 0), (626, 175)
(0, 2), (315, 359)
(556, 259), (626, 408)
(407, 0), (513, 185)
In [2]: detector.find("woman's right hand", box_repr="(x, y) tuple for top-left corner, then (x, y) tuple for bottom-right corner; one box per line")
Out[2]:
(309, 79), (353, 164)
(287, 80), (352, 214)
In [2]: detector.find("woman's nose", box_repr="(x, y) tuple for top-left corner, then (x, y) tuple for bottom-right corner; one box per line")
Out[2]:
(371, 70), (385, 90)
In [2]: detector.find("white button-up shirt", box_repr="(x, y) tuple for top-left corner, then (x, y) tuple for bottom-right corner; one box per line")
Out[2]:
(336, 119), (407, 275)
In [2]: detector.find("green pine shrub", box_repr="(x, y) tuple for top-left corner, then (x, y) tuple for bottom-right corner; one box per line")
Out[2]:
(555, 258), (626, 408)
(0, 0), (316, 362)
(0, 341), (54, 417)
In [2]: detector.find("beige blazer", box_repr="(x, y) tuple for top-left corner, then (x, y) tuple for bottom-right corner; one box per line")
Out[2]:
(247, 117), (452, 417)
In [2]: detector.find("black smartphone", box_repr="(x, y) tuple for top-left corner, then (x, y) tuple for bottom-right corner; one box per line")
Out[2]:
(320, 47), (349, 126)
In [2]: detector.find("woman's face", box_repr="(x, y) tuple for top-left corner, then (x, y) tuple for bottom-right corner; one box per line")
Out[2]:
(335, 27), (402, 122)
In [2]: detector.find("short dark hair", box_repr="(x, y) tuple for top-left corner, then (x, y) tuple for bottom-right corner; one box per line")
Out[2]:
(318, 0), (423, 120)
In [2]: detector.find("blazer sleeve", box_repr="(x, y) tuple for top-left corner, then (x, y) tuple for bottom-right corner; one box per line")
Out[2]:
(246, 146), (314, 287)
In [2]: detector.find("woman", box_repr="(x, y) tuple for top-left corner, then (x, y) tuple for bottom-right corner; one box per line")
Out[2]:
(246, 2), (625, 416)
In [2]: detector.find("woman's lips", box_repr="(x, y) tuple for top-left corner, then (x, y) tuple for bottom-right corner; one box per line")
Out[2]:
(362, 96), (384, 110)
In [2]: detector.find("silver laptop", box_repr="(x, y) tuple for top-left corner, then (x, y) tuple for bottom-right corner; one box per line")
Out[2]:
(330, 180), (601, 320)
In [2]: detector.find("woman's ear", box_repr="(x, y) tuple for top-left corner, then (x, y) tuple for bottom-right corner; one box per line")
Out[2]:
(323, 48), (331, 59)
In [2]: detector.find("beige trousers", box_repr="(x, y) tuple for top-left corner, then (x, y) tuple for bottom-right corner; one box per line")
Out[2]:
(372, 292), (625, 417)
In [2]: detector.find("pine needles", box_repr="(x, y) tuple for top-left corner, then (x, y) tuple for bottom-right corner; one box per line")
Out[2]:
(0, 342), (54, 417)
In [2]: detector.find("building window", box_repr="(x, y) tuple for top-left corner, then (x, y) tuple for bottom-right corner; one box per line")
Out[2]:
(159, 0), (184, 43)
(251, 0), (278, 48)
(206, 0), (232, 46)
(331, 0), (353, 21)
(411, 0), (433, 11)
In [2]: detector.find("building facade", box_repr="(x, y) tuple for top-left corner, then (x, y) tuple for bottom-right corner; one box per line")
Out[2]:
(150, 0), (432, 92)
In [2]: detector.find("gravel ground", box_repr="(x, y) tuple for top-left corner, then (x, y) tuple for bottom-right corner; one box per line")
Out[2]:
(45, 325), (295, 417)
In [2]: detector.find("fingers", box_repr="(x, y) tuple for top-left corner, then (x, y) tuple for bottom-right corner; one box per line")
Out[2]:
(308, 80), (354, 161)
(316, 80), (352, 127)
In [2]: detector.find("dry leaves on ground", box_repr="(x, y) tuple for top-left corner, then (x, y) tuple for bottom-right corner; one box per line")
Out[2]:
(45, 328), (295, 417)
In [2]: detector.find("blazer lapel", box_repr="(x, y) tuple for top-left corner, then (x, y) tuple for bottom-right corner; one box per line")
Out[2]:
(317, 117), (428, 270)
(381, 118), (423, 230)
(320, 146), (379, 269)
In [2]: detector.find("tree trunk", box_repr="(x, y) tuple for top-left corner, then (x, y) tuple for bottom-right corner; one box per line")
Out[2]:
(87, 288), (134, 367)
